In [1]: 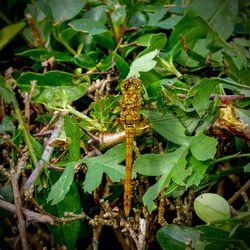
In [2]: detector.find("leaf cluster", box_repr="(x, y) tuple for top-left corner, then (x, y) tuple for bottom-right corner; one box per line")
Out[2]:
(0, 0), (250, 249)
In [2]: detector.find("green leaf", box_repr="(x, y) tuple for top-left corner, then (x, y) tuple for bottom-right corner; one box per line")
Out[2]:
(25, 1), (52, 22)
(186, 156), (209, 187)
(0, 183), (13, 203)
(47, 164), (75, 205)
(111, 5), (126, 26)
(128, 11), (146, 27)
(190, 78), (219, 116)
(147, 9), (168, 26)
(156, 224), (200, 250)
(47, 116), (81, 205)
(29, 135), (43, 158)
(139, 146), (188, 212)
(69, 18), (107, 34)
(113, 52), (130, 79)
(194, 193), (231, 224)
(64, 115), (81, 161)
(148, 111), (191, 146)
(43, 179), (82, 250)
(69, 18), (115, 49)
(89, 95), (119, 126)
(92, 31), (115, 50)
(74, 54), (96, 68)
(134, 154), (170, 176)
(17, 71), (87, 108)
(134, 146), (188, 176)
(198, 225), (229, 241)
(171, 159), (192, 186)
(83, 143), (126, 193)
(154, 15), (182, 30)
(188, 0), (239, 40)
(128, 50), (159, 78)
(196, 225), (239, 249)
(0, 76), (15, 104)
(0, 22), (25, 51)
(190, 133), (217, 161)
(17, 71), (74, 90)
(166, 11), (227, 67)
(98, 54), (113, 71)
(48, 0), (85, 23)
(84, 5), (107, 23)
(0, 116), (15, 134)
(16, 49), (73, 62)
(142, 175), (168, 213)
(230, 225), (250, 247)
(139, 33), (167, 57)
(223, 45), (250, 86)
(36, 84), (87, 109)
(244, 163), (250, 173)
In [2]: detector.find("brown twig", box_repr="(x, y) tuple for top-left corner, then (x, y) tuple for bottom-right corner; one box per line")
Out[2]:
(47, 165), (66, 171)
(0, 199), (54, 224)
(37, 111), (60, 135)
(228, 179), (250, 205)
(75, 70), (113, 78)
(25, 13), (44, 47)
(158, 190), (167, 226)
(209, 94), (246, 101)
(176, 93), (246, 101)
(9, 154), (29, 250)
(24, 115), (64, 198)
(121, 218), (138, 249)
(86, 77), (119, 101)
(22, 80), (37, 126)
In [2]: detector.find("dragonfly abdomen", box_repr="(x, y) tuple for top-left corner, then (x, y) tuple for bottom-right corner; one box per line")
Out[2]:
(124, 126), (135, 217)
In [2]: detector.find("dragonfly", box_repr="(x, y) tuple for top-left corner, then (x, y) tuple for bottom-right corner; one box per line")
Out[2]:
(83, 77), (249, 218)
(85, 78), (207, 216)
(119, 77), (144, 217)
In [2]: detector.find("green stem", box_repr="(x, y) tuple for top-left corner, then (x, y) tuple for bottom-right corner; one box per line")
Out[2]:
(12, 98), (38, 166)
(52, 29), (77, 56)
(0, 10), (12, 24)
(158, 56), (182, 78)
(65, 104), (105, 131)
(219, 78), (250, 90)
(208, 211), (250, 225)
(106, 8), (118, 44)
(212, 153), (250, 164)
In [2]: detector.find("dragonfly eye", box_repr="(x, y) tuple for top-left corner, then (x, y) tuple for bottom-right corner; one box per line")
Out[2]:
(121, 78), (142, 92)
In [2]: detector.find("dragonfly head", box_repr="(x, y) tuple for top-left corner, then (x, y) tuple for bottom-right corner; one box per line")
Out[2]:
(121, 78), (142, 93)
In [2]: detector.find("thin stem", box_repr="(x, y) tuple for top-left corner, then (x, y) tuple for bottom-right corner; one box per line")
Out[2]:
(12, 97), (38, 166)
(0, 199), (54, 224)
(158, 56), (182, 78)
(212, 153), (250, 164)
(106, 8), (118, 44)
(228, 179), (250, 205)
(66, 104), (104, 131)
(52, 29), (77, 56)
(219, 78), (250, 90)
(24, 116), (64, 196)
(10, 168), (28, 250)
(208, 211), (250, 225)
(0, 10), (12, 24)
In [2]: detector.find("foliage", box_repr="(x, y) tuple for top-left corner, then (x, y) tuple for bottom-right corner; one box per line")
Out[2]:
(0, 0), (250, 249)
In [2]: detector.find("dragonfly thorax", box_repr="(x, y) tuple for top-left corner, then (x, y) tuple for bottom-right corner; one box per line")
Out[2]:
(120, 79), (142, 126)
(121, 78), (142, 93)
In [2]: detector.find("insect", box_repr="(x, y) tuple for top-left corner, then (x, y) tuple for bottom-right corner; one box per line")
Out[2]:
(88, 78), (202, 216)
(119, 77), (143, 217)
